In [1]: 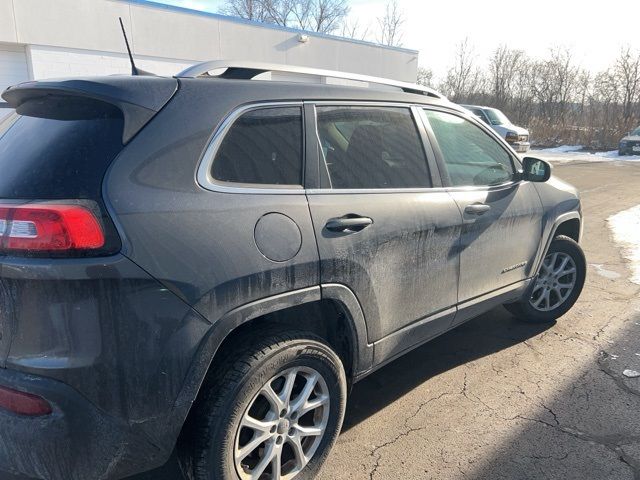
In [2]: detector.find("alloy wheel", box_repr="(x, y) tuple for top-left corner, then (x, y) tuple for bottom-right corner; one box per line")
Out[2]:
(530, 251), (577, 312)
(234, 366), (330, 480)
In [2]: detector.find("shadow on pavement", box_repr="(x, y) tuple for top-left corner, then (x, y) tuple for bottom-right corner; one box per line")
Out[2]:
(461, 312), (640, 480)
(343, 307), (550, 431)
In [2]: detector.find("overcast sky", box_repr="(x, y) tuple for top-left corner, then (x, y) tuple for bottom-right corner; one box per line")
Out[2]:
(149, 0), (639, 78)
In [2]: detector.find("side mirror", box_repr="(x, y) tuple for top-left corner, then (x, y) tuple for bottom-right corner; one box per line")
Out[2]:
(522, 157), (551, 182)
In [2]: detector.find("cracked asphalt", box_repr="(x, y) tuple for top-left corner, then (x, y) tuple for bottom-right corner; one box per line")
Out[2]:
(133, 158), (640, 480)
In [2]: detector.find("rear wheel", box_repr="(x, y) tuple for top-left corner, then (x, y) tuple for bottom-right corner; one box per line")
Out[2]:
(180, 331), (347, 480)
(505, 235), (586, 323)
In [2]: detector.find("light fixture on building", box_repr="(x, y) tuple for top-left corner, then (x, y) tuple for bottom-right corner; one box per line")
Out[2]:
(298, 34), (309, 44)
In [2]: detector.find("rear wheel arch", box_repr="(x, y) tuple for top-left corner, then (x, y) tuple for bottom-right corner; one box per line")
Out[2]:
(174, 286), (371, 431)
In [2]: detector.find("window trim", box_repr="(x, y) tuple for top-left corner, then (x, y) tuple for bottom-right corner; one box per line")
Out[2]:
(418, 105), (523, 191)
(309, 101), (439, 193)
(197, 101), (306, 195)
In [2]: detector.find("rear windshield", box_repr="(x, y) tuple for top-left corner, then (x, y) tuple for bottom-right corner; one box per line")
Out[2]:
(0, 97), (124, 199)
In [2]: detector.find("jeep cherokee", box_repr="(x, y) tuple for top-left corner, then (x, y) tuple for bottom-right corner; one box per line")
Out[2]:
(0, 61), (585, 480)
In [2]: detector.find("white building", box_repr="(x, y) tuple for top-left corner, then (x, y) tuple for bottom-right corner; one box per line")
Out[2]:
(0, 0), (419, 103)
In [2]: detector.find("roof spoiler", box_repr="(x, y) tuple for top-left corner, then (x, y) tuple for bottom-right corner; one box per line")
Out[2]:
(1, 76), (177, 143)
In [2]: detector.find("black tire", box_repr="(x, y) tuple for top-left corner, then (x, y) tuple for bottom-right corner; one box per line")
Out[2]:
(179, 331), (347, 480)
(505, 235), (586, 323)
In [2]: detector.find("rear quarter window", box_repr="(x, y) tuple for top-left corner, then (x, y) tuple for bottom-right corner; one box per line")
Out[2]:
(211, 106), (303, 186)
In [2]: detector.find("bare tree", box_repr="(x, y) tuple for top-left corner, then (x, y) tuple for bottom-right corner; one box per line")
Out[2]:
(489, 45), (525, 108)
(416, 67), (433, 88)
(221, 0), (349, 33)
(441, 38), (483, 102)
(530, 48), (581, 126)
(340, 18), (369, 41)
(614, 47), (640, 121)
(261, 0), (296, 27)
(219, 0), (269, 22)
(309, 0), (350, 33)
(376, 0), (404, 47)
(510, 57), (535, 124)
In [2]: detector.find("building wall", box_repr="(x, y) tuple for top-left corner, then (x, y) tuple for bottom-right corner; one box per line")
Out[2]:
(27, 45), (194, 79)
(0, 43), (29, 92)
(0, 0), (419, 83)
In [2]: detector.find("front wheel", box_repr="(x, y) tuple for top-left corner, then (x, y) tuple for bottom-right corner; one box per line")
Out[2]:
(180, 331), (347, 480)
(505, 235), (586, 323)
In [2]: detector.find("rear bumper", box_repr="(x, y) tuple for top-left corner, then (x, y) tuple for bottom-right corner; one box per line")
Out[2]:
(0, 367), (163, 480)
(0, 254), (213, 479)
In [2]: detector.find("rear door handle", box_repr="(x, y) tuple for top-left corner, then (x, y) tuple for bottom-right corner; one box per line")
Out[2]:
(325, 215), (373, 232)
(464, 203), (491, 215)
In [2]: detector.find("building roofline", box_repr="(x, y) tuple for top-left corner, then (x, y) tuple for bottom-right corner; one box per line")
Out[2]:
(118, 0), (420, 55)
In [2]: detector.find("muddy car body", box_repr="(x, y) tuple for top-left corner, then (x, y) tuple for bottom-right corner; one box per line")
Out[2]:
(0, 62), (585, 480)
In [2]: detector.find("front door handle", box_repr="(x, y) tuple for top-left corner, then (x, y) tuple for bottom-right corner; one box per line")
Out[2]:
(325, 215), (373, 233)
(464, 203), (491, 215)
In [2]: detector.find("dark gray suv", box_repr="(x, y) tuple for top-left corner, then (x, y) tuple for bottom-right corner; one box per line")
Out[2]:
(0, 62), (585, 480)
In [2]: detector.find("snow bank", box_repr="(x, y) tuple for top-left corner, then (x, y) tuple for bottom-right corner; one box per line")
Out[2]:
(608, 204), (640, 285)
(594, 150), (640, 160)
(538, 145), (585, 153)
(531, 146), (640, 163)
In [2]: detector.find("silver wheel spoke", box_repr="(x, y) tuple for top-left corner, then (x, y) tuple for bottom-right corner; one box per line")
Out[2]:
(271, 447), (282, 479)
(298, 394), (329, 417)
(553, 256), (570, 275)
(261, 383), (285, 412)
(251, 442), (276, 480)
(290, 373), (318, 414)
(281, 370), (297, 407)
(532, 291), (546, 308)
(288, 434), (308, 468)
(295, 424), (323, 437)
(542, 290), (550, 309)
(238, 432), (271, 462)
(242, 415), (276, 433)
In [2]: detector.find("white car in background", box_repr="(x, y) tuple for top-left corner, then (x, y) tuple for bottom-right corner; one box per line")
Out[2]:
(462, 104), (531, 153)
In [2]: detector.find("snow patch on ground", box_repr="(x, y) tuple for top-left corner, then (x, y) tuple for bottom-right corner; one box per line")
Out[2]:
(538, 145), (585, 153)
(590, 264), (621, 280)
(608, 205), (640, 285)
(532, 146), (640, 163)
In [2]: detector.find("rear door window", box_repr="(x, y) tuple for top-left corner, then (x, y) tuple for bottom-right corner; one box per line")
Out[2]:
(316, 106), (431, 189)
(211, 106), (303, 186)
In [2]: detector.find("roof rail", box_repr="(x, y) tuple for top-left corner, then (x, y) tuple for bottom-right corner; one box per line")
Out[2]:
(176, 60), (443, 99)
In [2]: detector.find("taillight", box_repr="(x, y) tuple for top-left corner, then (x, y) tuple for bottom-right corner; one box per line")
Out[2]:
(0, 203), (105, 253)
(0, 385), (52, 416)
